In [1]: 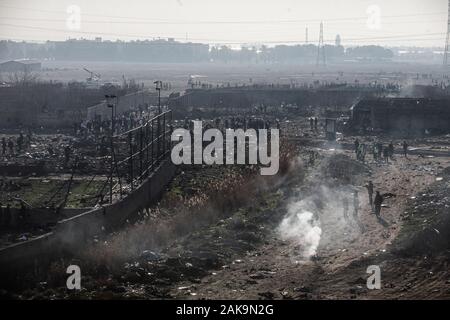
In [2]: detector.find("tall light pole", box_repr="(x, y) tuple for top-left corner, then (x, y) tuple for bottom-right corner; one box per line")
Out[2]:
(153, 81), (162, 160)
(105, 94), (117, 204)
(154, 80), (162, 114)
(444, 0), (450, 66)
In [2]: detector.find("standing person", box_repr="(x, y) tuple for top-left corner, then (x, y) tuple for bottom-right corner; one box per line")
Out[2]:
(353, 190), (359, 220)
(354, 139), (360, 156)
(7, 138), (14, 156)
(366, 181), (374, 209)
(374, 191), (384, 217)
(383, 147), (389, 163)
(64, 146), (72, 166)
(377, 142), (383, 160)
(402, 140), (408, 158)
(17, 133), (24, 153)
(342, 196), (349, 221)
(361, 144), (367, 162)
(388, 141), (394, 160)
(314, 117), (318, 131)
(1, 137), (6, 155)
(309, 117), (314, 131)
(372, 142), (378, 161)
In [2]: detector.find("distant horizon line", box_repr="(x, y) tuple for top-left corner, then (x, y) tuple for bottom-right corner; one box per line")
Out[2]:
(0, 37), (446, 50)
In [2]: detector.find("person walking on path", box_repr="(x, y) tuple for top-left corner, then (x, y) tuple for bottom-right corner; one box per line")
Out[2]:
(366, 181), (374, 209)
(374, 191), (384, 217)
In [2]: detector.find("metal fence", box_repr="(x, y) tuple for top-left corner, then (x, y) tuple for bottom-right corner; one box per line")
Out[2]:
(107, 110), (173, 202)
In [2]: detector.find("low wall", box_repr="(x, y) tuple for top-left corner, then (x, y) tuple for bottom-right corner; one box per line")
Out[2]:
(0, 159), (176, 273)
(0, 207), (91, 228)
(55, 159), (176, 248)
(86, 90), (158, 121)
(169, 87), (382, 109)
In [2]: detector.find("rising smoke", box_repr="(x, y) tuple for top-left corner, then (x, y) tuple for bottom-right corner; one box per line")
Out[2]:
(277, 184), (361, 261)
(277, 198), (322, 260)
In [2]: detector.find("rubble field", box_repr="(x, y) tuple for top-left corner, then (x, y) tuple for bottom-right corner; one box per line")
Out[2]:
(2, 116), (450, 300)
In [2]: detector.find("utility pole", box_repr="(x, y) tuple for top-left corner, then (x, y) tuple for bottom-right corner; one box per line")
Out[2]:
(316, 22), (326, 67)
(154, 81), (162, 160)
(154, 80), (162, 114)
(444, 0), (450, 66)
(105, 94), (117, 204)
(305, 27), (308, 44)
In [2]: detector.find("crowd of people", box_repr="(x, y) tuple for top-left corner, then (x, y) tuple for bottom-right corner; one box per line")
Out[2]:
(177, 115), (280, 134)
(1, 130), (33, 157)
(309, 117), (319, 132)
(343, 138), (411, 230)
(73, 105), (165, 139)
(1, 130), (76, 169)
(354, 138), (408, 163)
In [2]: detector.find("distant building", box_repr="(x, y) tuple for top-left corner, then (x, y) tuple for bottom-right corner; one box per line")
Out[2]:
(351, 98), (450, 134)
(335, 34), (342, 47)
(0, 60), (42, 73)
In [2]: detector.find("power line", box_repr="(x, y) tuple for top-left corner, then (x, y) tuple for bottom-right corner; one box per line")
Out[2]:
(0, 22), (445, 46)
(0, 22), (170, 40)
(0, 15), (445, 27)
(0, 4), (446, 25)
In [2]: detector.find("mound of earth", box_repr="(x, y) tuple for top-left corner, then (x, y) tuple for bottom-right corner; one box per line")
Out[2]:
(391, 167), (450, 256)
(313, 153), (371, 186)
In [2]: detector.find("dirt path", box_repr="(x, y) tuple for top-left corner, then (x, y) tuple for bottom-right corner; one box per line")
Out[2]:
(169, 150), (450, 300)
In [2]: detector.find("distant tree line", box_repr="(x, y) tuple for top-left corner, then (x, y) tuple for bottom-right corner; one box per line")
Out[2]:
(0, 39), (394, 63)
(0, 75), (141, 128)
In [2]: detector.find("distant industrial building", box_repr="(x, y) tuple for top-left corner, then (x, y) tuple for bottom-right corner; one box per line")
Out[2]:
(350, 98), (450, 135)
(0, 59), (42, 73)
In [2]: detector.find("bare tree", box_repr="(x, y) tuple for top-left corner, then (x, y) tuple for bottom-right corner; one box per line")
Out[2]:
(8, 70), (39, 86)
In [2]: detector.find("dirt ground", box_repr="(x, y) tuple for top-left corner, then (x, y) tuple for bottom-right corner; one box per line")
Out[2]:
(3, 119), (450, 300)
(160, 146), (450, 300)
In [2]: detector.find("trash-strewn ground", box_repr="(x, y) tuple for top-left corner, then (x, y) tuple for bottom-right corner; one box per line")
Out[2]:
(2, 117), (450, 300)
(164, 149), (450, 300)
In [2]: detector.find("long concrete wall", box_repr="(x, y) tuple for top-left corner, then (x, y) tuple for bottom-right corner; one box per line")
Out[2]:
(0, 159), (176, 273)
(169, 87), (384, 109)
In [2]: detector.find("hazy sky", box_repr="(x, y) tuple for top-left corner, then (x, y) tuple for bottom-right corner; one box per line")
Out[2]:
(0, 0), (447, 47)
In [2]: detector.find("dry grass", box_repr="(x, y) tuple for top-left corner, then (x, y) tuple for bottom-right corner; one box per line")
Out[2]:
(53, 139), (299, 276)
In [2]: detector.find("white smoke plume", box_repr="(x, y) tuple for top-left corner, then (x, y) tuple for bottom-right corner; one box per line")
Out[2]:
(277, 198), (322, 259)
(277, 185), (361, 261)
